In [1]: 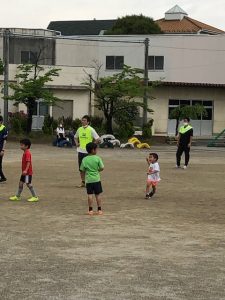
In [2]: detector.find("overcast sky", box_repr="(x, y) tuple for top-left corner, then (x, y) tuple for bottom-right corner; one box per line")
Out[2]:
(1, 0), (225, 31)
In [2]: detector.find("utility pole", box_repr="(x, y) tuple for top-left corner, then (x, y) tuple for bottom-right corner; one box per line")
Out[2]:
(143, 38), (149, 126)
(88, 74), (92, 116)
(3, 29), (10, 126)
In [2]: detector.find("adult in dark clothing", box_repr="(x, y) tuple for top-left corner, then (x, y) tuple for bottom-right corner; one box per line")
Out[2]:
(176, 117), (193, 169)
(0, 116), (8, 182)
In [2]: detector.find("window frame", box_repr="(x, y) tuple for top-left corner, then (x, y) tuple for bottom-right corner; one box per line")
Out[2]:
(21, 51), (37, 64)
(106, 55), (124, 70)
(148, 55), (164, 71)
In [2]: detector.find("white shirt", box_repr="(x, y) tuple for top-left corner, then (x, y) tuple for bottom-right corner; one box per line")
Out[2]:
(75, 126), (99, 153)
(56, 127), (65, 136)
(147, 162), (160, 182)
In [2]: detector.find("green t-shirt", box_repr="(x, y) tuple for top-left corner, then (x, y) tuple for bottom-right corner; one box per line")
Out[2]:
(80, 155), (104, 183)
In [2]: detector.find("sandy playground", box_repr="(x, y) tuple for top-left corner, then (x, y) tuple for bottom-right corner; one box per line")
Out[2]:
(0, 142), (225, 300)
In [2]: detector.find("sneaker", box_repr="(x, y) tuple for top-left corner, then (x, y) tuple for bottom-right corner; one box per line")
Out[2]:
(27, 196), (39, 202)
(9, 195), (20, 201)
(176, 165), (181, 168)
(88, 210), (94, 216)
(145, 194), (150, 199)
(0, 178), (7, 183)
(77, 182), (85, 188)
(183, 165), (187, 170)
(98, 210), (103, 215)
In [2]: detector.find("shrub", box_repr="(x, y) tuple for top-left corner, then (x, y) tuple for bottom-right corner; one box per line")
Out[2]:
(63, 117), (73, 130)
(142, 119), (154, 139)
(71, 118), (82, 132)
(8, 111), (27, 134)
(42, 115), (57, 135)
(117, 123), (134, 139)
(90, 116), (103, 128)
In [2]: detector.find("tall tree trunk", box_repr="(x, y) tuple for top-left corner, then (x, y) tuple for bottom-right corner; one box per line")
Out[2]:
(106, 116), (113, 134)
(26, 99), (36, 133)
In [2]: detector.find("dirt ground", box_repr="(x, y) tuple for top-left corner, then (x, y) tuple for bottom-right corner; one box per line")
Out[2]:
(0, 142), (225, 300)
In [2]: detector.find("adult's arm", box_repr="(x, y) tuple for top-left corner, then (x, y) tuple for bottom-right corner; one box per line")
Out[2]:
(91, 128), (101, 143)
(188, 129), (193, 148)
(177, 133), (181, 146)
(74, 129), (80, 147)
(0, 128), (8, 157)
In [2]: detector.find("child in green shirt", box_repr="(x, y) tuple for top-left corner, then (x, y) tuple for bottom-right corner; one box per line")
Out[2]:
(80, 142), (104, 215)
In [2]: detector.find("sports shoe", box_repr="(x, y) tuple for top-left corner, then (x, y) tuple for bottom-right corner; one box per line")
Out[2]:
(9, 195), (20, 201)
(145, 194), (150, 199)
(183, 165), (187, 170)
(88, 210), (94, 216)
(27, 196), (39, 202)
(176, 165), (181, 168)
(77, 182), (85, 188)
(98, 210), (103, 215)
(0, 177), (7, 182)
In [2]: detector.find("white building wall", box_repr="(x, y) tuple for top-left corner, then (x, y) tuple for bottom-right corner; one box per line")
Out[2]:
(0, 64), (94, 120)
(56, 34), (225, 85)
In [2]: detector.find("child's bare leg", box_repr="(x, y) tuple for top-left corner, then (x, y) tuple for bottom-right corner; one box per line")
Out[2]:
(146, 181), (152, 196)
(96, 194), (103, 214)
(88, 194), (94, 212)
(149, 185), (156, 197)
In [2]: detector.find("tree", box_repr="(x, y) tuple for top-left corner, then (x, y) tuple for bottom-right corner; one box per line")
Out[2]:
(169, 104), (207, 136)
(85, 65), (153, 134)
(7, 64), (61, 133)
(105, 15), (162, 35)
(0, 58), (3, 75)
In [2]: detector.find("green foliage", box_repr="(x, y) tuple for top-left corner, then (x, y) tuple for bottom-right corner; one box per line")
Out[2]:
(117, 123), (135, 139)
(142, 119), (154, 139)
(114, 102), (139, 125)
(85, 65), (154, 134)
(90, 116), (103, 128)
(0, 58), (4, 75)
(7, 64), (61, 133)
(169, 104), (207, 135)
(9, 112), (27, 134)
(105, 15), (162, 35)
(42, 115), (57, 135)
(90, 116), (106, 135)
(71, 118), (82, 132)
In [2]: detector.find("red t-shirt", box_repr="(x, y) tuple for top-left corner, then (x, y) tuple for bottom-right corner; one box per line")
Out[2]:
(22, 149), (33, 175)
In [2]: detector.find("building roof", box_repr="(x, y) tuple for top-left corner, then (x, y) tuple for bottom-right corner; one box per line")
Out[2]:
(156, 81), (225, 88)
(165, 5), (187, 15)
(156, 16), (224, 34)
(47, 20), (116, 36)
(47, 5), (224, 36)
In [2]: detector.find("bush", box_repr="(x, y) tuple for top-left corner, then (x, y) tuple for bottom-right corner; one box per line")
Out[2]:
(8, 112), (27, 134)
(90, 116), (103, 128)
(42, 115), (57, 135)
(71, 118), (82, 132)
(142, 119), (154, 139)
(117, 123), (134, 139)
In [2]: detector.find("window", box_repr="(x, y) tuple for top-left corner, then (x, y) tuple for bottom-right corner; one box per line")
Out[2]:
(106, 56), (124, 70)
(180, 100), (190, 106)
(33, 101), (49, 116)
(148, 56), (164, 70)
(21, 51), (37, 64)
(168, 99), (213, 120)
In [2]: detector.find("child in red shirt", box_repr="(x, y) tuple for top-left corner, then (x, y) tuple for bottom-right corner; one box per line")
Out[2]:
(9, 139), (39, 202)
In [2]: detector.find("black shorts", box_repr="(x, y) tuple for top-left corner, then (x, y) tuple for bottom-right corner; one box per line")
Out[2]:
(86, 181), (103, 195)
(78, 152), (88, 171)
(20, 175), (32, 184)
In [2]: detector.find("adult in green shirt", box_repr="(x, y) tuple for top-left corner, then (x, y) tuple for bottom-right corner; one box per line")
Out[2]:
(74, 115), (100, 187)
(176, 117), (193, 169)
